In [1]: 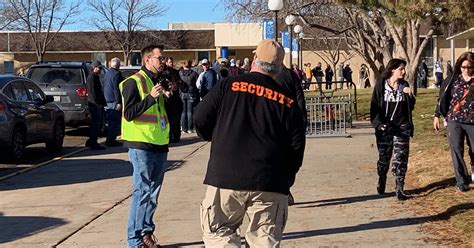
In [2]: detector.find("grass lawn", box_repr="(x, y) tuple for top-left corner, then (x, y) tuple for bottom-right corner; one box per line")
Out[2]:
(306, 88), (473, 245)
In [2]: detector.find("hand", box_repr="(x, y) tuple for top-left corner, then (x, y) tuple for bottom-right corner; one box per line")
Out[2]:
(115, 103), (122, 111)
(433, 116), (440, 131)
(150, 84), (162, 99)
(403, 86), (412, 95)
(378, 124), (387, 131)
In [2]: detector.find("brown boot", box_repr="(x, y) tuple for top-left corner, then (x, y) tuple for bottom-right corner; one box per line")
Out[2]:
(143, 234), (160, 248)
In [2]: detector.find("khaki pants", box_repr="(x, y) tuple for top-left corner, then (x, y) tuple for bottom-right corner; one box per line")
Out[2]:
(200, 186), (288, 248)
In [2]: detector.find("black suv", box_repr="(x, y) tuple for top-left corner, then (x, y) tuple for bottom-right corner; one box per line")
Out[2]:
(0, 75), (65, 161)
(26, 62), (106, 127)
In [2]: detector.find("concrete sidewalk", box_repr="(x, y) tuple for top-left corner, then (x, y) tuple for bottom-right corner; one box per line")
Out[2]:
(0, 124), (434, 247)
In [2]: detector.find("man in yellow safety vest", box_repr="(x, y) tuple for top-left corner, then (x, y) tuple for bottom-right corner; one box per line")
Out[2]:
(119, 44), (171, 248)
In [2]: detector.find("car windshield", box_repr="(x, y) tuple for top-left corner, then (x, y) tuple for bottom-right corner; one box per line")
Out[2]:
(121, 69), (139, 78)
(28, 67), (83, 85)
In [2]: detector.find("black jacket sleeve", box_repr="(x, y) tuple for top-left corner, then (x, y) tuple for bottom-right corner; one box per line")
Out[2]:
(121, 78), (157, 121)
(291, 70), (307, 121)
(435, 75), (455, 118)
(114, 72), (124, 105)
(286, 103), (306, 181)
(370, 80), (385, 129)
(193, 79), (224, 141)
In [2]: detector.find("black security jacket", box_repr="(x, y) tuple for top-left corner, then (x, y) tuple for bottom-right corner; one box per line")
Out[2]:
(194, 72), (306, 195)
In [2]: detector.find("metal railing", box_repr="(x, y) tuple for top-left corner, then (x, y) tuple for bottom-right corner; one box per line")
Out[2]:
(305, 94), (352, 137)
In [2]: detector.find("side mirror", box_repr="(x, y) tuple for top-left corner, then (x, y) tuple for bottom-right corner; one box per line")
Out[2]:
(45, 95), (54, 103)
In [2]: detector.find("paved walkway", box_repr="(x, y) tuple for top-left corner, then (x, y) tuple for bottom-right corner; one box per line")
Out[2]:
(0, 123), (435, 247)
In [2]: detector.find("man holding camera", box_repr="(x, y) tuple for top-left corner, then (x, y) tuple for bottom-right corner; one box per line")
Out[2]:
(119, 45), (171, 248)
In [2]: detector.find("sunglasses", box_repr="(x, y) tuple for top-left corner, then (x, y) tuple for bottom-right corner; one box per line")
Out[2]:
(461, 66), (473, 69)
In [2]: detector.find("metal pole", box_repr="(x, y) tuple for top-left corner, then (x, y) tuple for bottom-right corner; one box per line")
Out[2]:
(298, 34), (301, 70)
(288, 25), (292, 68)
(274, 11), (278, 41)
(300, 38), (303, 69)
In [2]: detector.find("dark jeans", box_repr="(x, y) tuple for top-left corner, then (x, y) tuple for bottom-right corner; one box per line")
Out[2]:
(105, 102), (121, 143)
(346, 80), (353, 89)
(181, 94), (197, 132)
(88, 102), (104, 144)
(447, 121), (474, 186)
(435, 72), (444, 86)
(325, 80), (332, 90)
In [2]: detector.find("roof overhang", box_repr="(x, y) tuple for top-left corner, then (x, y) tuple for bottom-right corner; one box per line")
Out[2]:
(446, 27), (474, 40)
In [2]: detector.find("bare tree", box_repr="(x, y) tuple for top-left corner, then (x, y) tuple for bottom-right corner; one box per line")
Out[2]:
(0, 3), (16, 30)
(220, 0), (474, 90)
(88, 0), (167, 65)
(4, 0), (79, 61)
(305, 35), (355, 79)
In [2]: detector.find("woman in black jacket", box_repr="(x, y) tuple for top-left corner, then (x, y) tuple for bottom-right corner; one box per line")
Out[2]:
(370, 58), (416, 200)
(433, 52), (474, 192)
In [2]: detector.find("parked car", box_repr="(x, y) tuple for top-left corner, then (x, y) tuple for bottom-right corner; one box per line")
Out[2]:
(0, 75), (65, 161)
(120, 65), (141, 78)
(26, 61), (106, 127)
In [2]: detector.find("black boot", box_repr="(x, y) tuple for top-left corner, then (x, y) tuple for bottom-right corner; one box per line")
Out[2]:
(377, 175), (387, 195)
(395, 178), (410, 201)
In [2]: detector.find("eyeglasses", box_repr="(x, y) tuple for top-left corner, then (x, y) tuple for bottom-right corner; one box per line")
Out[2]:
(461, 66), (473, 69)
(148, 56), (165, 61)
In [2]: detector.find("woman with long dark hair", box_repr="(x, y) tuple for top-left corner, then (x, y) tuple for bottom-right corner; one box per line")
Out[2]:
(370, 58), (416, 200)
(433, 52), (474, 192)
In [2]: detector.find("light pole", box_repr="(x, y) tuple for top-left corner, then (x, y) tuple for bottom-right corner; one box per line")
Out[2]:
(299, 32), (304, 70)
(285, 14), (296, 68)
(294, 24), (303, 69)
(268, 0), (283, 41)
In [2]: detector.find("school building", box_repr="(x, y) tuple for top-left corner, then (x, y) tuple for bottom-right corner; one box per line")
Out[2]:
(0, 23), (472, 87)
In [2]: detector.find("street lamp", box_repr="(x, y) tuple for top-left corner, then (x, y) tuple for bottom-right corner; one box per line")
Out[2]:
(268, 0), (284, 41)
(293, 24), (303, 69)
(299, 32), (304, 70)
(285, 14), (296, 68)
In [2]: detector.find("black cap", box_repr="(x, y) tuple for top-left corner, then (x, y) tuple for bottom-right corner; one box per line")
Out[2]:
(91, 60), (103, 68)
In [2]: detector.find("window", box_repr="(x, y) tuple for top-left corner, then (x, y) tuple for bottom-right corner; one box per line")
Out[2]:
(24, 81), (45, 102)
(11, 82), (29, 102)
(197, 51), (209, 62)
(28, 68), (83, 85)
(2, 84), (14, 99)
(420, 37), (434, 77)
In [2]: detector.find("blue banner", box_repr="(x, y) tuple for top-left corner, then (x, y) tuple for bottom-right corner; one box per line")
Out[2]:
(281, 31), (290, 53)
(292, 38), (298, 58)
(263, 19), (275, 39)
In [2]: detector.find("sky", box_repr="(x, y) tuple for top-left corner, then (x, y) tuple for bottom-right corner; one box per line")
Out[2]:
(156, 0), (227, 29)
(64, 0), (227, 31)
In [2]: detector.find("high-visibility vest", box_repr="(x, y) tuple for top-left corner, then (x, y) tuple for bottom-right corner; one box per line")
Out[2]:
(119, 70), (169, 145)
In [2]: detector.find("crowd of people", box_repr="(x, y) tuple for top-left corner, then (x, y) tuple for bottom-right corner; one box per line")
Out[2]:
(417, 57), (454, 89)
(84, 54), (255, 150)
(83, 40), (473, 247)
(292, 62), (371, 91)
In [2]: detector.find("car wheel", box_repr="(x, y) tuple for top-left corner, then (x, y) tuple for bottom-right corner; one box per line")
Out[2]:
(10, 127), (25, 162)
(46, 119), (65, 154)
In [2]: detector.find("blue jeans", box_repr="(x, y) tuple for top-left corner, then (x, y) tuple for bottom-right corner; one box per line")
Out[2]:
(181, 94), (196, 132)
(105, 102), (121, 142)
(127, 149), (168, 248)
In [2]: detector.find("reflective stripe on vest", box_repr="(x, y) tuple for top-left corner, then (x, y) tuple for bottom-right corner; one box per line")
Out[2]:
(119, 70), (169, 145)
